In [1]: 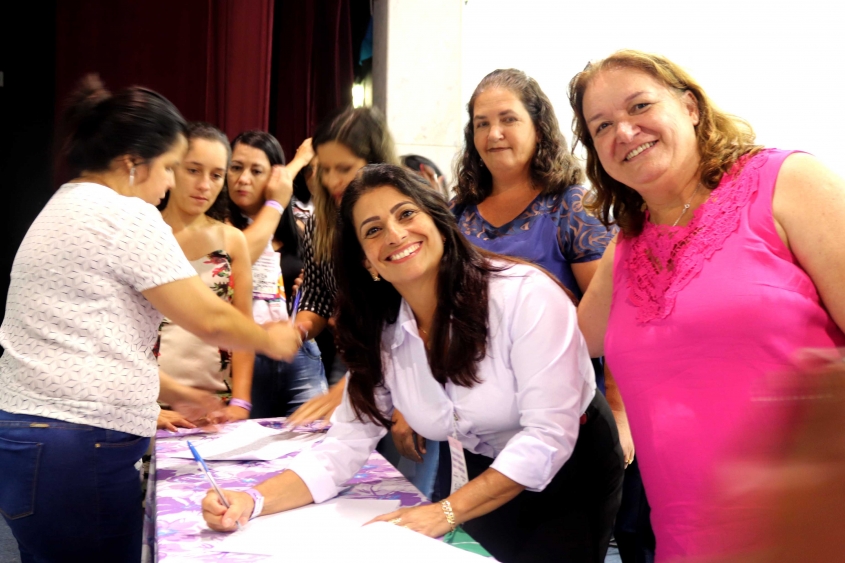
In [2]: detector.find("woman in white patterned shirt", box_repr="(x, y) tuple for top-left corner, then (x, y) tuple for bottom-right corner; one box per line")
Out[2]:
(0, 76), (303, 563)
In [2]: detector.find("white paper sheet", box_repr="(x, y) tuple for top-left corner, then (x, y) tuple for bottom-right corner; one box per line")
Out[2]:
(215, 498), (399, 557)
(215, 500), (487, 562)
(170, 421), (323, 461)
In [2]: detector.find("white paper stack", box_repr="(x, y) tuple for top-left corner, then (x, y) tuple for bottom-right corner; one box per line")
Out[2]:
(214, 498), (489, 562)
(170, 421), (323, 461)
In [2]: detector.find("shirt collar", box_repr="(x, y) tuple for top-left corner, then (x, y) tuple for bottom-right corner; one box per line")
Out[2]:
(387, 299), (423, 350)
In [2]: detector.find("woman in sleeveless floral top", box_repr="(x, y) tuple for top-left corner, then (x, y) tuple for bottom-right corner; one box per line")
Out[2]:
(157, 123), (256, 428)
(570, 50), (845, 561)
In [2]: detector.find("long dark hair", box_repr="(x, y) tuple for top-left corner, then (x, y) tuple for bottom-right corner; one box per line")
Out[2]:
(454, 68), (584, 206)
(227, 130), (300, 258)
(59, 74), (188, 178)
(335, 164), (506, 428)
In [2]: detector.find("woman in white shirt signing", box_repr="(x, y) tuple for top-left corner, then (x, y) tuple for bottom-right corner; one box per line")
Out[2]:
(202, 164), (624, 563)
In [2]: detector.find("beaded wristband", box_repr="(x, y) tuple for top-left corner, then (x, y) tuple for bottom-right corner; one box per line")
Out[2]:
(229, 398), (252, 412)
(264, 200), (284, 214)
(245, 488), (265, 520)
(439, 499), (457, 531)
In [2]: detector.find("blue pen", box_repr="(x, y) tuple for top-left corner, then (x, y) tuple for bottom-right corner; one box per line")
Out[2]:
(187, 441), (242, 530)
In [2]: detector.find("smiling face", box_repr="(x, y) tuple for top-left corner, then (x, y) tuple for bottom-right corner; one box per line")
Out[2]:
(316, 141), (368, 204)
(353, 185), (443, 292)
(472, 87), (538, 182)
(133, 135), (188, 205)
(582, 68), (701, 196)
(227, 143), (272, 215)
(170, 138), (228, 216)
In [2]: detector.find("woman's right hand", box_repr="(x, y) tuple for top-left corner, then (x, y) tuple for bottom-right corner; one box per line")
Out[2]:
(286, 379), (346, 427)
(391, 409), (426, 463)
(263, 321), (310, 362)
(202, 489), (254, 532)
(291, 138), (315, 167)
(265, 165), (294, 208)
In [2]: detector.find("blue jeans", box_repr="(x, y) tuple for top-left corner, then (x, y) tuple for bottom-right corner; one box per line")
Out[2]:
(395, 439), (440, 500)
(250, 340), (328, 418)
(0, 410), (150, 563)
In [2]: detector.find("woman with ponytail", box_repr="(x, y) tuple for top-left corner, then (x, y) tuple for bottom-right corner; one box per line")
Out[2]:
(0, 76), (302, 562)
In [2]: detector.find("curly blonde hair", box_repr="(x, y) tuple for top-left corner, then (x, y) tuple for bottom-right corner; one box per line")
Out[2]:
(568, 50), (762, 235)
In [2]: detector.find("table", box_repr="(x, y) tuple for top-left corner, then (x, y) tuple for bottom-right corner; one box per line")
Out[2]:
(144, 419), (436, 562)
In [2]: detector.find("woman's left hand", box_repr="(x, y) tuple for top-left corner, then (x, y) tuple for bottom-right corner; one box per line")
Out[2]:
(219, 404), (250, 423)
(367, 504), (453, 538)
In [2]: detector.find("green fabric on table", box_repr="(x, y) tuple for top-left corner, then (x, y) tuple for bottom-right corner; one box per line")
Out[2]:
(444, 526), (492, 557)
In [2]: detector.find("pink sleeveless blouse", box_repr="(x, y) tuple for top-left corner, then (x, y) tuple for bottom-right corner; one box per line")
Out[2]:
(605, 149), (845, 561)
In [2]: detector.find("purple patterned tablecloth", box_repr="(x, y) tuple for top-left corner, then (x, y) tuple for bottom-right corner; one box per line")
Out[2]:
(144, 418), (428, 562)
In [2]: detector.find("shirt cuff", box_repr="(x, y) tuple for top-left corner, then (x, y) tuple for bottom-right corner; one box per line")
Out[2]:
(286, 454), (341, 504)
(490, 435), (558, 492)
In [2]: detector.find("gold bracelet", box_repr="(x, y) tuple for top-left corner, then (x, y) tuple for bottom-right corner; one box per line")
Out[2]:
(440, 499), (457, 531)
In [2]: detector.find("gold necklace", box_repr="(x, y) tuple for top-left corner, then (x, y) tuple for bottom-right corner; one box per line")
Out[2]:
(419, 326), (432, 350)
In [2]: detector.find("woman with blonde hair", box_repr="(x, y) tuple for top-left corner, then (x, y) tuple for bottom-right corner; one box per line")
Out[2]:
(287, 106), (400, 423)
(570, 50), (845, 560)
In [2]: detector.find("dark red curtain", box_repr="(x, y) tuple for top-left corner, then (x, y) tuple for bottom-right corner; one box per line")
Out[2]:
(270, 0), (355, 160)
(56, 0), (275, 148)
(54, 0), (360, 170)
(208, 0), (276, 138)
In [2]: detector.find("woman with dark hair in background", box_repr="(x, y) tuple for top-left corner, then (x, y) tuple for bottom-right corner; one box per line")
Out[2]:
(226, 131), (328, 417)
(401, 153), (448, 198)
(0, 76), (302, 563)
(156, 123), (256, 428)
(202, 164), (624, 563)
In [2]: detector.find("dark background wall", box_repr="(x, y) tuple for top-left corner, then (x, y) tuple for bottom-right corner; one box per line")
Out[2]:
(0, 0), (371, 330)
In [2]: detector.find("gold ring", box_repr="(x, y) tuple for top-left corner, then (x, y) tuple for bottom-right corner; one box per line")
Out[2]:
(389, 518), (402, 525)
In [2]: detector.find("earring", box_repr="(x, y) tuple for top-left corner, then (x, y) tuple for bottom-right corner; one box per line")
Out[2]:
(129, 166), (136, 188)
(478, 159), (485, 168)
(370, 271), (380, 282)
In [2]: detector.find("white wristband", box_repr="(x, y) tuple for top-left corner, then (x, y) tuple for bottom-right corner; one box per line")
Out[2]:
(245, 488), (265, 520)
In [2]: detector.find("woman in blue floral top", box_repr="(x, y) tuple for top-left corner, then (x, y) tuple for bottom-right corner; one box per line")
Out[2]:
(452, 68), (613, 299)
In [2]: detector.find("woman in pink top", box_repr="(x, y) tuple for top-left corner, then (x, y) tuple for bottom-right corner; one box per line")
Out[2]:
(569, 50), (845, 561)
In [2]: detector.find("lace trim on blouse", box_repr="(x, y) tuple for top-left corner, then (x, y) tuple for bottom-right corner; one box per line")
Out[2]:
(624, 151), (770, 323)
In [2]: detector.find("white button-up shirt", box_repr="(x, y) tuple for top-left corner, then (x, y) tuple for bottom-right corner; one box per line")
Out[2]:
(288, 262), (596, 502)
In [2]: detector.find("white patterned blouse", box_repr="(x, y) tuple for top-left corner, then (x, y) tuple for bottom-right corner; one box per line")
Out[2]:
(0, 183), (197, 437)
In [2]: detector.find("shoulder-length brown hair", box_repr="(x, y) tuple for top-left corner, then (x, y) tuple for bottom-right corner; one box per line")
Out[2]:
(311, 107), (398, 262)
(568, 50), (762, 236)
(454, 69), (584, 206)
